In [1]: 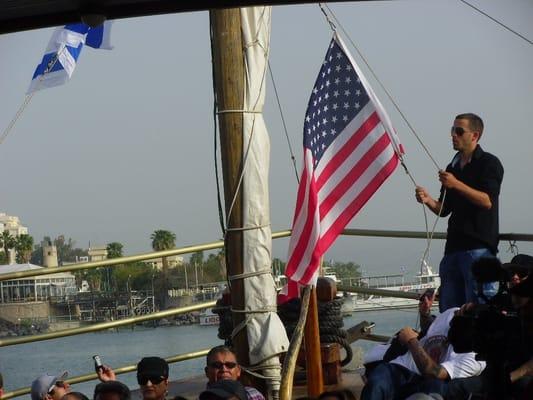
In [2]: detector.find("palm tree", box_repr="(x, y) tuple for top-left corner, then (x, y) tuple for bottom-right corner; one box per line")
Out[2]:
(150, 230), (176, 307)
(150, 230), (176, 273)
(105, 242), (124, 291)
(15, 234), (34, 264)
(106, 242), (124, 259)
(0, 230), (16, 264)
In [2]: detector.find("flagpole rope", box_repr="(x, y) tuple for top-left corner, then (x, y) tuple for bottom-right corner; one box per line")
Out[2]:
(0, 94), (35, 145)
(321, 3), (441, 173)
(0, 45), (66, 146)
(267, 60), (300, 184)
(319, 4), (448, 274)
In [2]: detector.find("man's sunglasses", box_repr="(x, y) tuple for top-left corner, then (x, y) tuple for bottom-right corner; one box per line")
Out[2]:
(48, 381), (66, 394)
(136, 375), (166, 385)
(450, 126), (471, 136)
(207, 361), (238, 370)
(508, 268), (529, 279)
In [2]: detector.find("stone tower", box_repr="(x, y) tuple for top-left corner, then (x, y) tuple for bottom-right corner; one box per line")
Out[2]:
(42, 241), (58, 267)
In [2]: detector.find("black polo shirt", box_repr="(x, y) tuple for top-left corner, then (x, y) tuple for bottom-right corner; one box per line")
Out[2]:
(439, 145), (504, 255)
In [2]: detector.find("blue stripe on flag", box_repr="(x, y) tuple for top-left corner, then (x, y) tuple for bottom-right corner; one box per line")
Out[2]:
(86, 25), (104, 48)
(64, 23), (90, 35)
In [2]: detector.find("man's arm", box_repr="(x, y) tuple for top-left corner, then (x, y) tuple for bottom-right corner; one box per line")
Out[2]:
(419, 290), (436, 335)
(415, 186), (444, 216)
(438, 171), (492, 210)
(509, 357), (533, 383)
(398, 327), (449, 380)
(97, 365), (116, 382)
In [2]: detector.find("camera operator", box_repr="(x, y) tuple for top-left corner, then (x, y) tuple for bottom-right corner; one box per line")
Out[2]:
(446, 256), (533, 400)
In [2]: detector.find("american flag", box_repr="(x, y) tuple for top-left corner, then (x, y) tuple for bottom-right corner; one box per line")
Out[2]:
(281, 34), (403, 301)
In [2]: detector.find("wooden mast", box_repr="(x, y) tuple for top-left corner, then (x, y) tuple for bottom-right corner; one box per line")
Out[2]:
(209, 8), (250, 368)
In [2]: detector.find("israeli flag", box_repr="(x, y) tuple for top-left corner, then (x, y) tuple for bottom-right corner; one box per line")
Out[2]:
(28, 21), (113, 94)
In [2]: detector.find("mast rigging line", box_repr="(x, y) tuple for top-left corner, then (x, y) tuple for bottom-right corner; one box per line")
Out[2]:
(459, 0), (533, 46)
(319, 3), (445, 271)
(267, 60), (300, 183)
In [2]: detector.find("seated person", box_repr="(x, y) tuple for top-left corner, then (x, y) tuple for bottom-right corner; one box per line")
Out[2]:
(361, 307), (485, 400)
(205, 346), (265, 400)
(31, 372), (72, 400)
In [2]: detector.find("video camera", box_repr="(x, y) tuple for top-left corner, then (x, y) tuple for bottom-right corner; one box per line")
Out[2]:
(447, 257), (520, 360)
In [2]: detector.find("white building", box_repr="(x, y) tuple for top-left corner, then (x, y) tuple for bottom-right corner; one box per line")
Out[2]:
(0, 212), (29, 264)
(0, 263), (77, 303)
(0, 213), (28, 236)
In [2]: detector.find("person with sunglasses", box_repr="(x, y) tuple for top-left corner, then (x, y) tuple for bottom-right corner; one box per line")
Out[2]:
(31, 372), (71, 400)
(205, 346), (265, 400)
(415, 113), (504, 312)
(97, 357), (169, 400)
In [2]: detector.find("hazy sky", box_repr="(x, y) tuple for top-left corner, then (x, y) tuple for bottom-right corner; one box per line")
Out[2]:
(0, 0), (532, 275)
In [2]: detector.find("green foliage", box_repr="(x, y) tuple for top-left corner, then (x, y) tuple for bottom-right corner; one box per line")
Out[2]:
(189, 251), (204, 266)
(106, 242), (124, 259)
(1, 230), (15, 262)
(15, 234), (34, 263)
(150, 230), (176, 252)
(322, 260), (362, 282)
(113, 262), (155, 291)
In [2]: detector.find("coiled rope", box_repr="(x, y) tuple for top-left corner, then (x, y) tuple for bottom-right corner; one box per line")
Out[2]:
(278, 297), (353, 366)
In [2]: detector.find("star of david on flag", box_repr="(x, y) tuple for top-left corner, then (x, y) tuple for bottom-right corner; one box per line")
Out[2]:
(28, 21), (113, 94)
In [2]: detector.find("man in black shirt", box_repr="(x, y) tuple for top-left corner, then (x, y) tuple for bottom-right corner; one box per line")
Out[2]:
(415, 113), (504, 312)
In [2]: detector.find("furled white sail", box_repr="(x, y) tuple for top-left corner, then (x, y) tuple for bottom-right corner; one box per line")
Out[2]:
(240, 4), (289, 388)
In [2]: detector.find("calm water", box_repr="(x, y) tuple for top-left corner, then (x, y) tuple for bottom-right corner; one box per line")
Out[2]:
(0, 309), (420, 395)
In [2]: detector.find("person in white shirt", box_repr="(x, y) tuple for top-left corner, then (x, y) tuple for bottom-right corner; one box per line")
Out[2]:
(361, 308), (485, 400)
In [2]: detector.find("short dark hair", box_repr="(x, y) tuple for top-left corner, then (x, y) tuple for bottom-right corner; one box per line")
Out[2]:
(62, 392), (89, 400)
(94, 381), (131, 400)
(0, 372), (3, 388)
(206, 345), (235, 365)
(455, 113), (484, 140)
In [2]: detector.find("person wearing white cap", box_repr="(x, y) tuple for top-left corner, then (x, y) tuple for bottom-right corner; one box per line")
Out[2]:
(31, 372), (71, 400)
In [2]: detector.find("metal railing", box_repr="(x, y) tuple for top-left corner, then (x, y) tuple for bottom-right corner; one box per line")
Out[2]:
(0, 300), (216, 347)
(1, 228), (531, 398)
(1, 229), (531, 282)
(1, 348), (211, 400)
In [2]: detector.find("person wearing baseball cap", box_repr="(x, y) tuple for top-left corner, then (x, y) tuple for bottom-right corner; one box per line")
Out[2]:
(31, 372), (70, 400)
(136, 357), (169, 400)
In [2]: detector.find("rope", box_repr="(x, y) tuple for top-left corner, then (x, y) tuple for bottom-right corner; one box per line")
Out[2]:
(278, 297), (353, 366)
(318, 4), (453, 272)
(209, 14), (227, 236)
(267, 60), (300, 183)
(1, 46), (67, 146)
(320, 3), (441, 172)
(228, 268), (272, 281)
(217, 110), (262, 114)
(459, 0), (533, 46)
(0, 94), (35, 145)
(225, 223), (270, 232)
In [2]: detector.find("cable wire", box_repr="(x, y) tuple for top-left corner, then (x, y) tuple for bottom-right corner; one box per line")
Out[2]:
(267, 60), (300, 183)
(459, 0), (533, 46)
